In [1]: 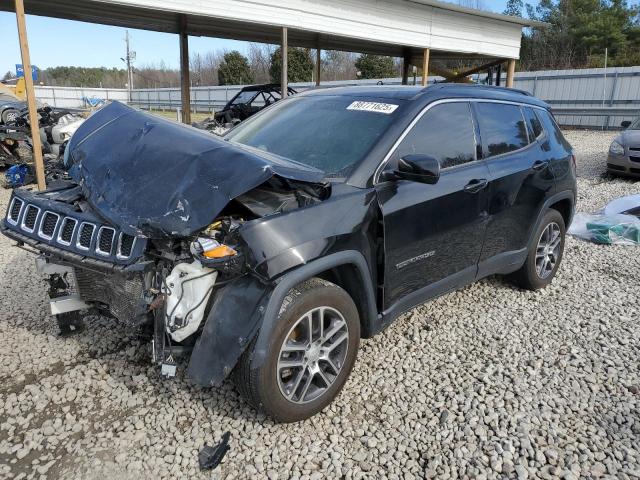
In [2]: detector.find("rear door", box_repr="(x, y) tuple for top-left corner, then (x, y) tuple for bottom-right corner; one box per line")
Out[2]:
(377, 101), (491, 310)
(474, 102), (556, 276)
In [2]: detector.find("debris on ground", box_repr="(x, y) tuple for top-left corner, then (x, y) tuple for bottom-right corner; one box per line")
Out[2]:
(198, 432), (231, 470)
(568, 193), (640, 245)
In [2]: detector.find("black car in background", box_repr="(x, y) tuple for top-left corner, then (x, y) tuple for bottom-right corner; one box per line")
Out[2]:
(195, 84), (298, 132)
(2, 84), (576, 422)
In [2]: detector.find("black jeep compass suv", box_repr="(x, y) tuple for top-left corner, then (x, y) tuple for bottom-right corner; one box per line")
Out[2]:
(2, 84), (576, 422)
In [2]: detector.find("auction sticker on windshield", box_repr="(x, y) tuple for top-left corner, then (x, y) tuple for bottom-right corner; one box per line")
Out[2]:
(347, 101), (399, 114)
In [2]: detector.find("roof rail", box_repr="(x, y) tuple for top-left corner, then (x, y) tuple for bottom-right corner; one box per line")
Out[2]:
(425, 83), (533, 97)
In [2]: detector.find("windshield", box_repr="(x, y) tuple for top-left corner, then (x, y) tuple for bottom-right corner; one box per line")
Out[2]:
(230, 90), (259, 106)
(226, 95), (400, 177)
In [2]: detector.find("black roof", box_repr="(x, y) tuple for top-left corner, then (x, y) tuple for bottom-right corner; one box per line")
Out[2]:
(238, 83), (296, 92)
(301, 84), (548, 108)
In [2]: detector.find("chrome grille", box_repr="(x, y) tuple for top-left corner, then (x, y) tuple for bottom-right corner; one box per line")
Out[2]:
(8, 196), (143, 263)
(118, 233), (135, 259)
(96, 227), (115, 256)
(22, 205), (40, 232)
(8, 197), (23, 225)
(38, 212), (60, 240)
(58, 217), (77, 245)
(77, 223), (95, 250)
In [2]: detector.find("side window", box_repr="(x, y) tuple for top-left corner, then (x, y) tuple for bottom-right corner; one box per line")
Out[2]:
(536, 108), (573, 151)
(394, 102), (476, 169)
(523, 107), (544, 140)
(475, 103), (529, 157)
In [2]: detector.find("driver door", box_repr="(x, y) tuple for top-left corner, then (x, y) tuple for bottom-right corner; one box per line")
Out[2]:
(376, 101), (491, 311)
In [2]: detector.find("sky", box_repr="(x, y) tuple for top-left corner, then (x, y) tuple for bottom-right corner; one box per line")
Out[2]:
(0, 0), (509, 77)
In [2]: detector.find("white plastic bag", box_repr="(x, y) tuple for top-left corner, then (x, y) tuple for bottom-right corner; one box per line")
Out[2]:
(568, 212), (640, 245)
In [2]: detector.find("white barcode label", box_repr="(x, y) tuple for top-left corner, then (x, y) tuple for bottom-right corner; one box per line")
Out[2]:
(346, 101), (399, 114)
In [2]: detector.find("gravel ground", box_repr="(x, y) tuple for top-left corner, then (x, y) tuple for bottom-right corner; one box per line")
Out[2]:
(0, 129), (639, 480)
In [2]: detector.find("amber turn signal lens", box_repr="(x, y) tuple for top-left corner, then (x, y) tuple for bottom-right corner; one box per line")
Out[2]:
(203, 245), (237, 258)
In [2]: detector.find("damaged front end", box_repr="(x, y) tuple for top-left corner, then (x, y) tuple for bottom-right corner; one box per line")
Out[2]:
(1, 102), (330, 385)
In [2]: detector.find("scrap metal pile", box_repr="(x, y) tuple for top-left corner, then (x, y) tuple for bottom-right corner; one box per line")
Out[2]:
(0, 105), (85, 188)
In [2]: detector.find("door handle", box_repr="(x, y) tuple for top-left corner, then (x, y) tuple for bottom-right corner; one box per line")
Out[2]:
(463, 178), (488, 193)
(532, 160), (550, 171)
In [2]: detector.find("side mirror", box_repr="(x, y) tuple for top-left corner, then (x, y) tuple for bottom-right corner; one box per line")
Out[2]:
(394, 154), (440, 184)
(621, 120), (631, 128)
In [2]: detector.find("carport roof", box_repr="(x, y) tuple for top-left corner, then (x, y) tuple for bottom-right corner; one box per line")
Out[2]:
(2, 0), (545, 60)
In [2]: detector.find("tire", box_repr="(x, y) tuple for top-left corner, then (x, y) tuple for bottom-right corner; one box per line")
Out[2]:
(511, 208), (566, 290)
(234, 277), (360, 423)
(1, 108), (19, 124)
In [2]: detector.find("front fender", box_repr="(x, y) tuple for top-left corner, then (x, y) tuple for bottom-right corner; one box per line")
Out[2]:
(249, 250), (378, 371)
(187, 275), (272, 386)
(186, 250), (379, 386)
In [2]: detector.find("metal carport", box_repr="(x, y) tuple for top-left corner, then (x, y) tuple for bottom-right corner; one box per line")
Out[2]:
(5, 0), (543, 189)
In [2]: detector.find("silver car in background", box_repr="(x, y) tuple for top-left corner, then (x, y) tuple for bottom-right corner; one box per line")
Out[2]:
(608, 118), (640, 178)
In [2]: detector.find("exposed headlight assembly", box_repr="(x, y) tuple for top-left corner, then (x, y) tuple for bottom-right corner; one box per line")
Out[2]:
(609, 140), (625, 155)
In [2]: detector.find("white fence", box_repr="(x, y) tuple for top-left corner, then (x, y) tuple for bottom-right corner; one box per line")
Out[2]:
(510, 66), (640, 129)
(35, 66), (640, 128)
(35, 86), (127, 109)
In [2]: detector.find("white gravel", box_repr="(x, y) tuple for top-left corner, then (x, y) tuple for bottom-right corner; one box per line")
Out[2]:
(0, 129), (639, 480)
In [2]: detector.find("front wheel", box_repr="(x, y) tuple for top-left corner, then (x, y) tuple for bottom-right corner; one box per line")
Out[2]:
(511, 208), (566, 290)
(234, 278), (360, 423)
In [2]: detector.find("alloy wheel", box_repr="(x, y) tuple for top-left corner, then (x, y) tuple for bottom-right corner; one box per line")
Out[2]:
(277, 306), (349, 404)
(535, 222), (561, 279)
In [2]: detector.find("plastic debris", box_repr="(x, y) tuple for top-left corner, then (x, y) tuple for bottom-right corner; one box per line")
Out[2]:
(198, 432), (231, 470)
(568, 194), (640, 245)
(4, 164), (34, 188)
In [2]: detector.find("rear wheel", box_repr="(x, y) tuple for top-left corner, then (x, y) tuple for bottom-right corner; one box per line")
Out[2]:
(511, 209), (566, 290)
(234, 278), (360, 422)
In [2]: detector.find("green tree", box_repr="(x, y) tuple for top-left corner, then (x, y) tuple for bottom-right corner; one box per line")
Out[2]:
(2, 71), (12, 81)
(218, 50), (254, 85)
(269, 48), (313, 83)
(521, 0), (640, 69)
(503, 0), (524, 17)
(354, 54), (396, 79)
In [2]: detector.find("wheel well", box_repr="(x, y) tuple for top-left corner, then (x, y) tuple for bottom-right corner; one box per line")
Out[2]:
(316, 264), (376, 338)
(548, 198), (573, 227)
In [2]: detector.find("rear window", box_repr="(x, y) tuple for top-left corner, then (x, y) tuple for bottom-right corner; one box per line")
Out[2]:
(227, 95), (399, 177)
(475, 103), (529, 157)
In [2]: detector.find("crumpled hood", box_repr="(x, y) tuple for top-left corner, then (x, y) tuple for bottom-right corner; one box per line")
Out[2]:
(66, 102), (324, 238)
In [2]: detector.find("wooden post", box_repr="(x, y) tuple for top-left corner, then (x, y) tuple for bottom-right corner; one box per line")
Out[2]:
(179, 15), (191, 124)
(421, 48), (430, 87)
(506, 59), (516, 88)
(281, 27), (288, 98)
(14, 0), (46, 191)
(315, 48), (321, 87)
